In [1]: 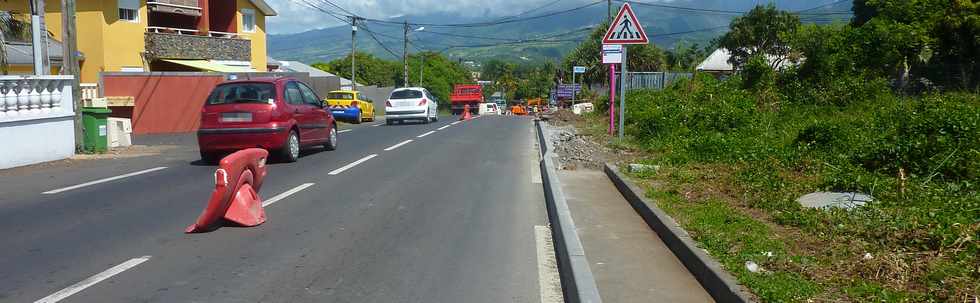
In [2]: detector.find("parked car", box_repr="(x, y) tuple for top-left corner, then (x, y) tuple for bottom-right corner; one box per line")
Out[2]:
(325, 90), (375, 124)
(478, 103), (499, 115)
(197, 77), (338, 163)
(385, 87), (439, 125)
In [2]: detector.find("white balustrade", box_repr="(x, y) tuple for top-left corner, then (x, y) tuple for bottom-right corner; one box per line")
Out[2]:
(0, 76), (75, 122)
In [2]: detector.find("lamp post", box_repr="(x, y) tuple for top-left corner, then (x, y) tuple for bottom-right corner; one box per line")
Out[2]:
(414, 27), (425, 86)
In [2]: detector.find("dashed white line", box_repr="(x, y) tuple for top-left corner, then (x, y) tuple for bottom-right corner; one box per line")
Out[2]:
(328, 154), (378, 175)
(437, 125), (451, 130)
(262, 183), (315, 207)
(535, 226), (564, 303)
(451, 121), (462, 125)
(338, 129), (352, 133)
(384, 140), (414, 151)
(371, 123), (384, 127)
(34, 256), (151, 303)
(417, 131), (436, 138)
(42, 167), (168, 194)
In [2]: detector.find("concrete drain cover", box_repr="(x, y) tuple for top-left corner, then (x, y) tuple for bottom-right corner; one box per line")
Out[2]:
(797, 192), (873, 210)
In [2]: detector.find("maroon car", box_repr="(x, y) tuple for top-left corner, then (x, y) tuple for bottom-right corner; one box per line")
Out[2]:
(197, 77), (337, 163)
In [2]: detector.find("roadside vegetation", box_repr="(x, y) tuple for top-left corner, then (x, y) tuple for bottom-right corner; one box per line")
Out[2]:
(569, 2), (979, 302)
(312, 51), (471, 106)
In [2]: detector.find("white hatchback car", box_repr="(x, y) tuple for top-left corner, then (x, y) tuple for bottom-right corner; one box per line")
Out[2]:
(385, 87), (439, 125)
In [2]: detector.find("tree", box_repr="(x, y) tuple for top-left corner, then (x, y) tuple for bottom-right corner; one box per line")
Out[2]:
(314, 52), (401, 87)
(0, 11), (30, 75)
(717, 4), (800, 70)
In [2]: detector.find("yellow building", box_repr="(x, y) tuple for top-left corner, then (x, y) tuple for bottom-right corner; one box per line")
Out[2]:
(1, 0), (276, 82)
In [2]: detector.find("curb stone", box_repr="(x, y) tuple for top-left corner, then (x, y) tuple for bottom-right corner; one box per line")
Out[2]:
(536, 120), (603, 303)
(604, 163), (756, 303)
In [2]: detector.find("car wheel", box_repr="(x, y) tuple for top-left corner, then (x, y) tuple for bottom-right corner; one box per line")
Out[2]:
(386, 119), (394, 125)
(353, 111), (362, 124)
(280, 130), (300, 163)
(200, 151), (220, 164)
(323, 124), (338, 151)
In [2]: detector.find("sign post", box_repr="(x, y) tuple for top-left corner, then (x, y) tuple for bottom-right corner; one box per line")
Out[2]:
(602, 2), (648, 140)
(572, 66), (585, 104)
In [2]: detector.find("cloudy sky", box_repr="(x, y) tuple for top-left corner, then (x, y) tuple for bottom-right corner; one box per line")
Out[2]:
(263, 0), (833, 35)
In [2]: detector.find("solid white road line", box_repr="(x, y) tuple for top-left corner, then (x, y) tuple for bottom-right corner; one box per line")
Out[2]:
(417, 131), (436, 138)
(338, 129), (352, 133)
(371, 123), (384, 127)
(451, 121), (462, 125)
(262, 183), (315, 207)
(535, 226), (564, 303)
(384, 140), (413, 151)
(34, 256), (151, 303)
(42, 167), (168, 194)
(437, 125), (451, 130)
(328, 154), (378, 175)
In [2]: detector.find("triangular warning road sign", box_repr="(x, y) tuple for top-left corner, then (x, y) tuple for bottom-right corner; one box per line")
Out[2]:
(603, 3), (649, 45)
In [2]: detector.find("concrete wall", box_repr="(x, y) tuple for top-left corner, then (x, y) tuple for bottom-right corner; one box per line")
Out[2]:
(102, 72), (224, 134)
(0, 76), (77, 170)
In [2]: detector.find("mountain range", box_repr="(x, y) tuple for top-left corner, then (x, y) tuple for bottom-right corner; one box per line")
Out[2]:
(268, 0), (852, 65)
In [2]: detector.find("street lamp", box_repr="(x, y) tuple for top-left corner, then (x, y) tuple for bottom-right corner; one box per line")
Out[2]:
(414, 27), (425, 87)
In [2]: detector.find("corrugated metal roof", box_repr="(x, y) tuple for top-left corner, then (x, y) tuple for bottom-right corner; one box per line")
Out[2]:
(3, 38), (73, 65)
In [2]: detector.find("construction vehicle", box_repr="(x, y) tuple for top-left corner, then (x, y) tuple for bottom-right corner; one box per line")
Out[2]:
(450, 84), (482, 115)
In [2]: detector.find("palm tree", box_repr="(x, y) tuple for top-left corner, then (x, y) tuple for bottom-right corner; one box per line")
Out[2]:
(0, 11), (30, 75)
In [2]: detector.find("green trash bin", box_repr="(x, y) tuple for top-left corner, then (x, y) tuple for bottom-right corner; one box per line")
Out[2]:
(81, 107), (112, 152)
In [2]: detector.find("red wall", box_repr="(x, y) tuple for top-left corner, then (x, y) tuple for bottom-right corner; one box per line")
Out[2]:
(103, 74), (224, 134)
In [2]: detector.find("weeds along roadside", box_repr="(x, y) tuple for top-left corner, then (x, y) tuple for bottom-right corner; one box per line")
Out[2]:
(579, 74), (979, 302)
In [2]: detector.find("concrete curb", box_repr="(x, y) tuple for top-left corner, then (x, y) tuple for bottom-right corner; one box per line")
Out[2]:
(603, 163), (756, 303)
(535, 120), (603, 303)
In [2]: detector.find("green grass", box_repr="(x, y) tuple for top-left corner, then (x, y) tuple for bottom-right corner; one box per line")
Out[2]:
(590, 74), (980, 302)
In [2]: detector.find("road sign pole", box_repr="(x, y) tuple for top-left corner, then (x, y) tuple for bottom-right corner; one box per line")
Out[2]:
(571, 71), (576, 104)
(609, 64), (616, 135)
(618, 46), (626, 139)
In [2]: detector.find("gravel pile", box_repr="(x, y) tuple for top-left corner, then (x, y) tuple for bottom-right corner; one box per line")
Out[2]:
(548, 124), (609, 170)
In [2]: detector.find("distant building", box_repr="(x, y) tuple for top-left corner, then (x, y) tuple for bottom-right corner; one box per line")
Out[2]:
(696, 48), (800, 76)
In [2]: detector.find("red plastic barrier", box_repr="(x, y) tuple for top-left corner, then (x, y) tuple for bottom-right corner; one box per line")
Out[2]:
(185, 148), (269, 233)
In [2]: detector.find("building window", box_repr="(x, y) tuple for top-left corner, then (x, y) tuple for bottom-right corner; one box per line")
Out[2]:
(241, 8), (256, 33)
(119, 0), (140, 22)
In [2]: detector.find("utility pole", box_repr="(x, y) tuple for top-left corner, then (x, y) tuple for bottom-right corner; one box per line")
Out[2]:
(30, 0), (49, 75)
(62, 0), (82, 151)
(350, 16), (357, 91)
(607, 0), (612, 23)
(403, 21), (409, 87)
(418, 52), (424, 86)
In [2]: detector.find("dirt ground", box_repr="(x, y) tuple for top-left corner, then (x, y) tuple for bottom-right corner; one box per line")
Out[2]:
(542, 109), (639, 170)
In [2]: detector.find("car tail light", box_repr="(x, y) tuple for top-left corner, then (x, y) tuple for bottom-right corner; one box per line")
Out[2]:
(418, 99), (427, 106)
(386, 100), (392, 107)
(350, 102), (359, 108)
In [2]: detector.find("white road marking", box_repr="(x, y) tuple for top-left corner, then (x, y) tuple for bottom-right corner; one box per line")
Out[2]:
(417, 131), (436, 138)
(338, 129), (352, 133)
(328, 154), (378, 175)
(262, 183), (315, 207)
(34, 256), (151, 303)
(384, 140), (414, 151)
(437, 125), (451, 130)
(451, 121), (462, 125)
(535, 226), (564, 303)
(371, 123), (384, 127)
(42, 167), (168, 194)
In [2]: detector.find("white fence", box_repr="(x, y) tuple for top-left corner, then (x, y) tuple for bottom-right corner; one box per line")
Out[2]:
(0, 75), (76, 169)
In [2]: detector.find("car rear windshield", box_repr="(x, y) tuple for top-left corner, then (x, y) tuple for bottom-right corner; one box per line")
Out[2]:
(390, 90), (423, 99)
(207, 83), (276, 105)
(327, 92), (354, 100)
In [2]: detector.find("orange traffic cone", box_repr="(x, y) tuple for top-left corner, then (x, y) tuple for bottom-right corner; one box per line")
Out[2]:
(460, 104), (472, 121)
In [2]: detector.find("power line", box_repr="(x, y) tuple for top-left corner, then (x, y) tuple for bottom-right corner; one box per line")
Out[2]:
(492, 0), (563, 22)
(615, 0), (851, 16)
(360, 25), (403, 59)
(361, 1), (604, 28)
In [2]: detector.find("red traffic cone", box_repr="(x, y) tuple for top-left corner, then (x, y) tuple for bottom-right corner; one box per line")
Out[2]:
(460, 104), (472, 121)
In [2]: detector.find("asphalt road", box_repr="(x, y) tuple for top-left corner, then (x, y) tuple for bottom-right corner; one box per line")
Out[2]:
(0, 115), (551, 303)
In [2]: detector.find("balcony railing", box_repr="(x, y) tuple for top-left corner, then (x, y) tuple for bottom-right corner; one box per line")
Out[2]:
(145, 28), (251, 62)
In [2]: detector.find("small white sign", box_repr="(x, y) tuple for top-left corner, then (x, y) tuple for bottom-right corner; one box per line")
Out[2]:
(603, 44), (623, 52)
(602, 52), (623, 64)
(573, 66), (586, 73)
(99, 125), (107, 137)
